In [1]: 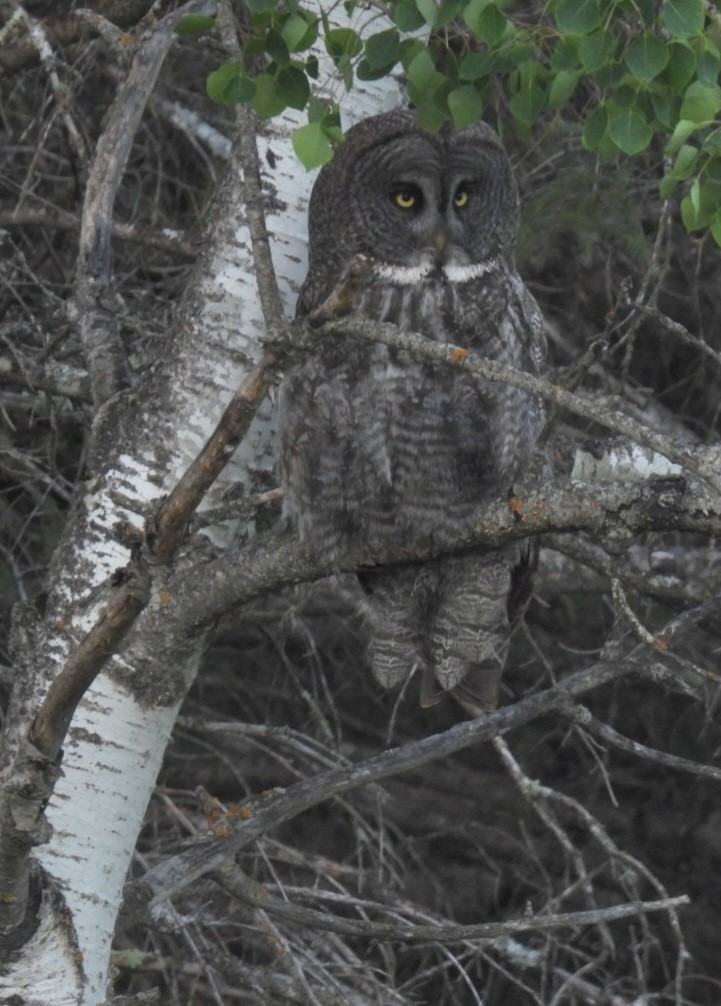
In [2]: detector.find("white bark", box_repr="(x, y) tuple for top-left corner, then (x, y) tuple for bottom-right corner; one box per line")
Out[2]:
(1, 5), (404, 1003)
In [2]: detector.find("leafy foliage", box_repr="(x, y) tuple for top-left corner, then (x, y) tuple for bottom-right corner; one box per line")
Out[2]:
(178, 0), (721, 244)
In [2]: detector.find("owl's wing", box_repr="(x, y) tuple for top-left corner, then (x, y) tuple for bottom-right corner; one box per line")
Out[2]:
(509, 272), (547, 376)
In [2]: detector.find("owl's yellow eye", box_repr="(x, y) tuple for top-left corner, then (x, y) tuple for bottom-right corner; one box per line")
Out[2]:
(394, 191), (416, 209)
(454, 189), (469, 208)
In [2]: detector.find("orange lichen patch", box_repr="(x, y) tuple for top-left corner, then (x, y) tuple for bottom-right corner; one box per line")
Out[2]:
(1, 893), (17, 903)
(121, 33), (133, 43)
(158, 591), (171, 605)
(509, 497), (523, 521)
(655, 638), (668, 650)
(56, 618), (67, 629)
(450, 347), (469, 360)
(207, 803), (253, 835)
(225, 804), (253, 820)
(74, 951), (84, 962)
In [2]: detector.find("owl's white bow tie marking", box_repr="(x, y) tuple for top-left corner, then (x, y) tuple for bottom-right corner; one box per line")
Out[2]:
(375, 259), (499, 285)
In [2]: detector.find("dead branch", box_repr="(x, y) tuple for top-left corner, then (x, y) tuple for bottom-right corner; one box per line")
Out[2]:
(68, 2), (208, 405)
(118, 656), (648, 918)
(565, 702), (721, 781)
(153, 349), (283, 559)
(0, 208), (196, 258)
(318, 314), (702, 482)
(174, 477), (721, 633)
(213, 862), (688, 942)
(30, 558), (150, 761)
(0, 0), (155, 77)
(0, 350), (91, 402)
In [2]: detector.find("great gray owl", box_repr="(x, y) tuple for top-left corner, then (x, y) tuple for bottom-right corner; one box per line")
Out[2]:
(277, 109), (546, 716)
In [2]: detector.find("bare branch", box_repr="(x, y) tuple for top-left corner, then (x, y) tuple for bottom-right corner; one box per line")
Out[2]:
(175, 476), (721, 632)
(0, 351), (91, 402)
(319, 314), (702, 481)
(0, 0), (155, 77)
(153, 350), (283, 559)
(214, 863), (688, 943)
(565, 703), (721, 782)
(30, 559), (150, 761)
(0, 208), (196, 258)
(69, 2), (209, 405)
(119, 656), (646, 918)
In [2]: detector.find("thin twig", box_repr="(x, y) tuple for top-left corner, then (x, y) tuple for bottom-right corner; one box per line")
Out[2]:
(564, 702), (721, 782)
(316, 312), (703, 480)
(213, 862), (688, 943)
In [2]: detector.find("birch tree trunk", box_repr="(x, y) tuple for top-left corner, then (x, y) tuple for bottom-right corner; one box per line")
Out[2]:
(0, 5), (402, 1002)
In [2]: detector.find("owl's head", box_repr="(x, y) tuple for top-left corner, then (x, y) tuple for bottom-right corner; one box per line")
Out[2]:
(306, 109), (520, 283)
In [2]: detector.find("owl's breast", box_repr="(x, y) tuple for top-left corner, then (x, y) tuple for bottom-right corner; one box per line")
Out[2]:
(279, 269), (543, 553)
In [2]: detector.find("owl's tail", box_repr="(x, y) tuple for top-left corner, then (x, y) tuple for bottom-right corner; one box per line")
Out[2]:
(359, 544), (536, 717)
(420, 553), (512, 716)
(357, 565), (431, 690)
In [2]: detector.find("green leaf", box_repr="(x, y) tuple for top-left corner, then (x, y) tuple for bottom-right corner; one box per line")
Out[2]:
(292, 122), (335, 169)
(281, 12), (318, 52)
(554, 0), (601, 36)
(659, 42), (696, 90)
(276, 65), (310, 109)
(661, 0), (705, 38)
(509, 80), (545, 124)
(462, 0), (488, 34)
(447, 83), (483, 125)
(625, 32), (669, 82)
(405, 47), (437, 89)
(710, 209), (721, 247)
(594, 60), (625, 87)
(246, 0), (279, 9)
(414, 94), (447, 131)
(550, 37), (580, 71)
(250, 73), (286, 117)
(582, 105), (608, 148)
(696, 38), (721, 85)
(364, 28), (401, 69)
(464, 1), (507, 44)
(608, 107), (653, 153)
(265, 28), (290, 66)
(174, 14), (215, 36)
(325, 27), (363, 60)
(206, 62), (256, 104)
(680, 175), (721, 230)
(706, 155), (721, 181)
(667, 119), (699, 152)
(548, 69), (578, 107)
(578, 29), (617, 72)
(459, 50), (493, 79)
(705, 127), (721, 148)
(437, 0), (465, 27)
(613, 86), (636, 109)
(416, 0), (439, 25)
(680, 81), (721, 122)
(650, 90), (677, 129)
(690, 175), (702, 211)
(671, 142), (700, 177)
(493, 41), (535, 71)
(659, 174), (680, 197)
(393, 0), (427, 30)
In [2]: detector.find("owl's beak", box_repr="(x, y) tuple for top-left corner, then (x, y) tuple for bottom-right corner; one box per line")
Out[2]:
(432, 230), (448, 254)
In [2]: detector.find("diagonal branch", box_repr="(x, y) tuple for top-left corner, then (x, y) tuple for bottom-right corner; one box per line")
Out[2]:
(319, 315), (701, 481)
(68, 1), (211, 405)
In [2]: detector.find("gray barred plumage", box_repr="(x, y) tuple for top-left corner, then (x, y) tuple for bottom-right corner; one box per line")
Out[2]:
(278, 109), (546, 716)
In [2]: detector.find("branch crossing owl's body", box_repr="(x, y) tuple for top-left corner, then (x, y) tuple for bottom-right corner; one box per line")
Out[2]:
(278, 110), (546, 715)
